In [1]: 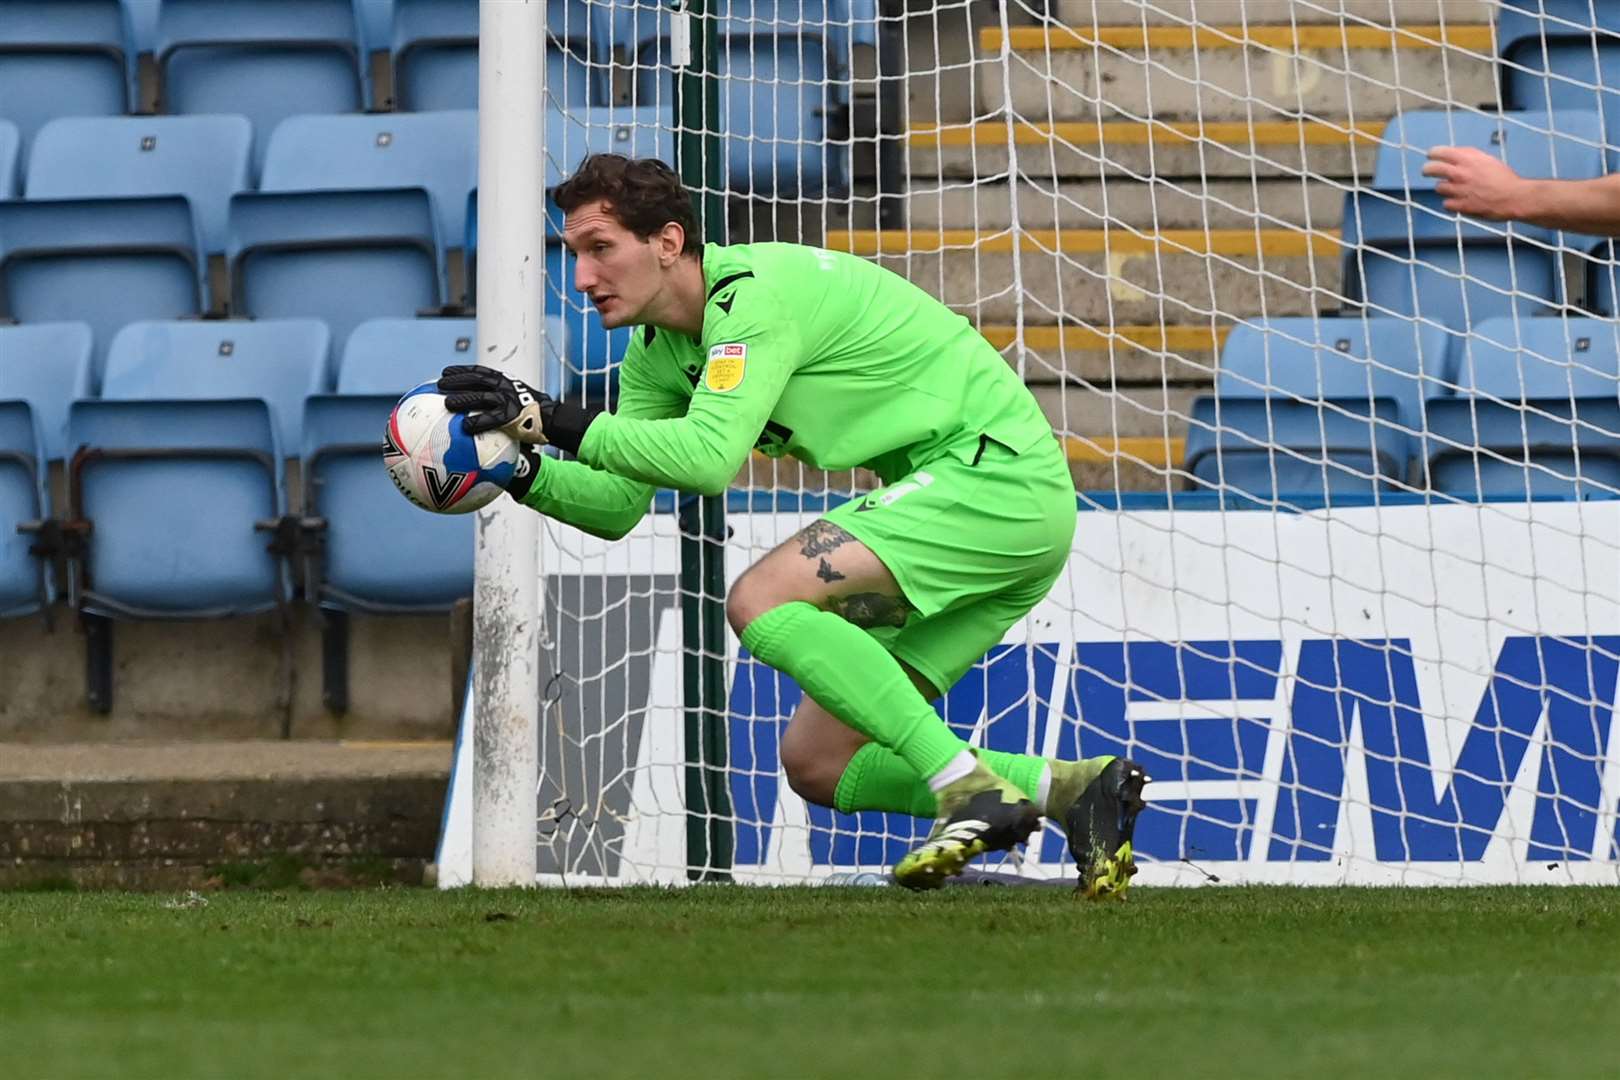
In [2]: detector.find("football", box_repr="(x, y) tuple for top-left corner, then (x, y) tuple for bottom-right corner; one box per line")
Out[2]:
(383, 382), (520, 515)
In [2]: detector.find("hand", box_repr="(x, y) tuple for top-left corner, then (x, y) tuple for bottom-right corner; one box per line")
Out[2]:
(1422, 145), (1529, 222)
(437, 364), (550, 444)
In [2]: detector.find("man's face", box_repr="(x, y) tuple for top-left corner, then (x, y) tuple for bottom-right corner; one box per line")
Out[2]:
(563, 199), (666, 330)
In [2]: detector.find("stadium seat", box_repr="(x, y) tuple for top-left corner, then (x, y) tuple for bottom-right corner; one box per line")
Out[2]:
(103, 319), (331, 452)
(0, 399), (51, 616)
(300, 393), (471, 613)
(1426, 315), (1620, 500)
(0, 1), (131, 170)
(0, 322), (95, 461)
(226, 187), (442, 354)
(1345, 108), (1598, 331)
(298, 388), (471, 711)
(1183, 396), (1409, 502)
(0, 120), (18, 198)
(340, 316), (565, 397)
(64, 396), (291, 709)
(1374, 108), (1607, 190)
(64, 398), (288, 624)
(543, 104), (675, 189)
(145, 0), (367, 171)
(389, 0), (609, 111)
(0, 196), (204, 383)
(1342, 192), (1563, 330)
(1497, 1), (1620, 136)
(621, 0), (860, 193)
(25, 114), (253, 255)
(260, 110), (476, 300)
(1213, 317), (1454, 440)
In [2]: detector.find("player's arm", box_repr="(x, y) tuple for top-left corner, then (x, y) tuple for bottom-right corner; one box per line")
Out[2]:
(446, 346), (682, 542)
(1423, 145), (1620, 234)
(575, 302), (801, 496)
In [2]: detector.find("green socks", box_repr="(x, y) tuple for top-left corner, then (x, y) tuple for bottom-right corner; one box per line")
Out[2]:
(741, 600), (970, 779)
(739, 599), (1116, 823)
(832, 742), (1051, 817)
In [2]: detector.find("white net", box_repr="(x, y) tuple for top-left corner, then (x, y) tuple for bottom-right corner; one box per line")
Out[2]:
(446, 0), (1620, 886)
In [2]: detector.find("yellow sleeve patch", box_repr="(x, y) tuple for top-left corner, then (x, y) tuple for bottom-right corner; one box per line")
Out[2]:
(704, 342), (748, 393)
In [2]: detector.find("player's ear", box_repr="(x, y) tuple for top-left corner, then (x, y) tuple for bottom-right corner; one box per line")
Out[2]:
(656, 221), (686, 266)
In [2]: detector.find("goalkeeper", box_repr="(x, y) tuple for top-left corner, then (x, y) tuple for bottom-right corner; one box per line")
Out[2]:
(438, 154), (1146, 894)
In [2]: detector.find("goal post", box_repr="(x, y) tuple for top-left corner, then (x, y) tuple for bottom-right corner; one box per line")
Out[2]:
(443, 0), (1620, 889)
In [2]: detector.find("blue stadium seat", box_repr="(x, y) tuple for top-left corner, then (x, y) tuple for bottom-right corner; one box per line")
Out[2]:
(65, 396), (289, 618)
(103, 319), (331, 452)
(261, 110), (476, 300)
(0, 399), (51, 616)
(1345, 107), (1596, 330)
(1427, 313), (1620, 499)
(226, 188), (442, 354)
(147, 0), (367, 171)
(1213, 317), (1453, 440)
(0, 1), (131, 170)
(339, 316), (473, 394)
(25, 114), (253, 254)
(0, 120), (18, 198)
(622, 0), (857, 193)
(340, 316), (565, 397)
(1342, 192), (1563, 329)
(0, 196), (203, 383)
(1183, 396), (1409, 501)
(1374, 108), (1606, 189)
(543, 104), (675, 189)
(301, 393), (472, 612)
(1453, 315), (1620, 400)
(389, 0), (609, 111)
(0, 322), (95, 461)
(262, 109), (474, 242)
(1497, 1), (1620, 136)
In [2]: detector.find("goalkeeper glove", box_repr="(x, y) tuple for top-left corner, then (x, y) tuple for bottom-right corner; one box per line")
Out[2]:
(437, 364), (599, 456)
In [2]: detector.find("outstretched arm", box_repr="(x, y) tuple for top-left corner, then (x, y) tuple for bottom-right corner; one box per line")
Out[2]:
(576, 302), (801, 496)
(1423, 145), (1620, 234)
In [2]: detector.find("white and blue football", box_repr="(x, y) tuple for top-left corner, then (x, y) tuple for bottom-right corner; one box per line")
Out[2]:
(384, 382), (520, 515)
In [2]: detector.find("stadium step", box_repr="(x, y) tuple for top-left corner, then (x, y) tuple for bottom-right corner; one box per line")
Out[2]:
(1065, 434), (1184, 492)
(1033, 383), (1202, 438)
(825, 227), (1341, 324)
(981, 323), (1224, 384)
(0, 741), (449, 890)
(979, 23), (1497, 125)
(1055, 1), (1496, 26)
(907, 176), (1346, 233)
(908, 117), (1384, 181)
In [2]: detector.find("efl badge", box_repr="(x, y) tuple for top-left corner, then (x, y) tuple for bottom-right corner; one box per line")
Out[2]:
(705, 342), (748, 392)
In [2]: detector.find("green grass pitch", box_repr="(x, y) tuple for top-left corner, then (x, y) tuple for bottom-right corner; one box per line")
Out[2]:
(3, 885), (1618, 1078)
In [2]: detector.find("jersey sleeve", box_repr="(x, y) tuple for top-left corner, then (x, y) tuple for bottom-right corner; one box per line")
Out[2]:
(518, 338), (681, 540)
(574, 283), (801, 496)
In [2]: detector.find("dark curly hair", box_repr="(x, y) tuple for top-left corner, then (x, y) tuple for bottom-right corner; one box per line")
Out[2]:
(554, 154), (701, 257)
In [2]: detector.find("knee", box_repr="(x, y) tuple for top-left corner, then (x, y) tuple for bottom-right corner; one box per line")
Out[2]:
(726, 569), (801, 639)
(779, 725), (843, 807)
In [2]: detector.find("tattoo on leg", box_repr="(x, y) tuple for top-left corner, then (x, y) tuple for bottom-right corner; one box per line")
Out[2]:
(828, 592), (912, 629)
(796, 520), (857, 560)
(816, 558), (846, 583)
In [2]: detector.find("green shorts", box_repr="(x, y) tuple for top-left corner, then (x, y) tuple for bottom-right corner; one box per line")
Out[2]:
(822, 432), (1077, 696)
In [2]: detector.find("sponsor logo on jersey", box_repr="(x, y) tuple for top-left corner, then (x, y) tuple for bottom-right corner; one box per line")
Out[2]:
(705, 343), (748, 392)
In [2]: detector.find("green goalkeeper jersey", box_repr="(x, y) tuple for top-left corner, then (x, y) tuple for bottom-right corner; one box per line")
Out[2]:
(521, 241), (1056, 538)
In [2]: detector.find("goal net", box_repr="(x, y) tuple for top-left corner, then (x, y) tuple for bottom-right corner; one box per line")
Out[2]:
(441, 0), (1620, 887)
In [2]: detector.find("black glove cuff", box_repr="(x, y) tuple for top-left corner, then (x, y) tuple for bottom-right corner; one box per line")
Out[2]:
(542, 401), (603, 457)
(505, 445), (543, 500)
